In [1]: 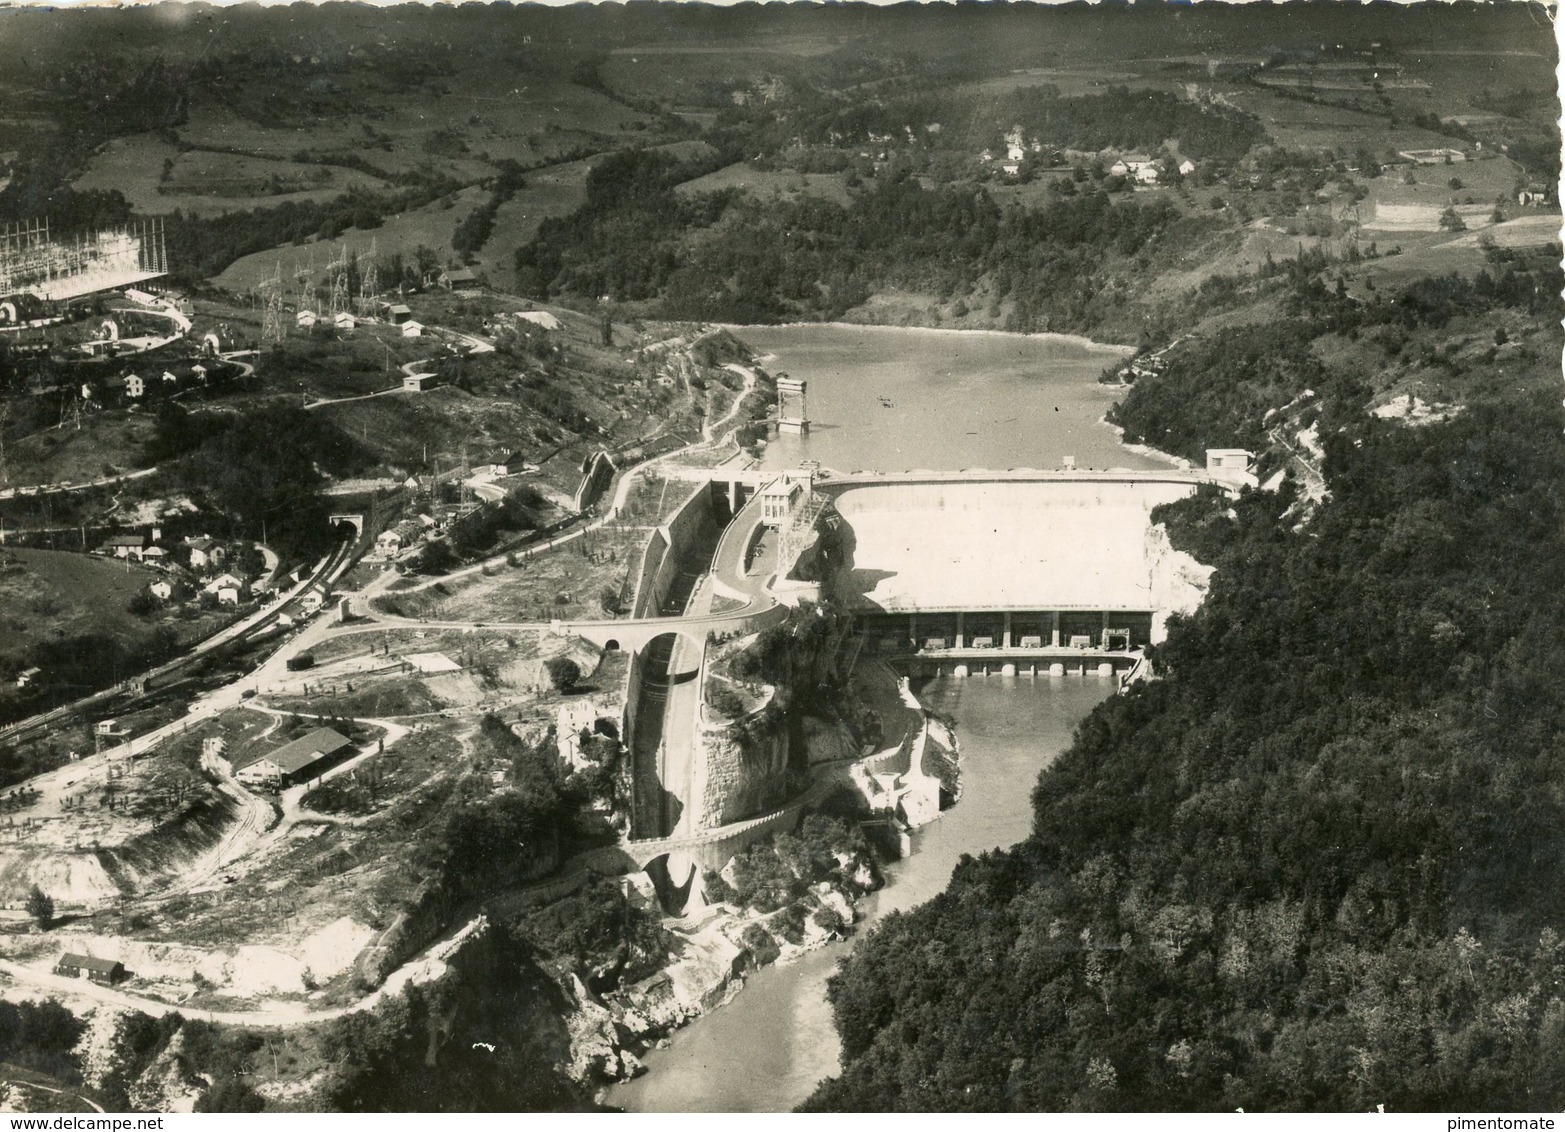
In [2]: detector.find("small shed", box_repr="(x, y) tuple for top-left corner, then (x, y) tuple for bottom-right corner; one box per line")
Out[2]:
(439, 267), (478, 290)
(296, 310), (318, 329)
(55, 954), (126, 985)
(401, 320), (425, 338)
(334, 312), (356, 331)
(386, 304), (413, 324)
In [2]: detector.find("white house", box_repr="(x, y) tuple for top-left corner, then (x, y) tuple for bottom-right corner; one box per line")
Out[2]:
(185, 537), (225, 570)
(122, 374), (145, 399)
(216, 585), (242, 606)
(401, 320), (425, 338)
(1110, 154), (1153, 178)
(15, 667), (40, 688)
(375, 529), (403, 557)
(1136, 164), (1161, 184)
(103, 533), (146, 559)
(1178, 159), (1196, 176)
(204, 572), (246, 596)
(150, 579), (175, 601)
(1205, 448), (1258, 487)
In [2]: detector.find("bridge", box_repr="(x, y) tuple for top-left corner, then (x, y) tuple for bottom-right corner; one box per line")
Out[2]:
(348, 465), (1222, 871)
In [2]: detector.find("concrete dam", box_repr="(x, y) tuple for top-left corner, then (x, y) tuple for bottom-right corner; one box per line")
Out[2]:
(817, 473), (1213, 672)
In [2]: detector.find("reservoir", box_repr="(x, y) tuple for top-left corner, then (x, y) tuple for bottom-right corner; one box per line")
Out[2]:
(740, 324), (1165, 474)
(612, 324), (1149, 1111)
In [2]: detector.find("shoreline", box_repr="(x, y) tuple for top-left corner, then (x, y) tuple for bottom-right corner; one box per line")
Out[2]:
(1099, 412), (1186, 468)
(716, 319), (1137, 355)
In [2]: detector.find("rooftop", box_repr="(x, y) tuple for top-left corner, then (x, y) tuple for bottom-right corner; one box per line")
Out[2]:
(233, 727), (353, 775)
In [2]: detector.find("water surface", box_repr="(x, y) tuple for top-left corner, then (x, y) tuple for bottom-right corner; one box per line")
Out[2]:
(738, 324), (1157, 474)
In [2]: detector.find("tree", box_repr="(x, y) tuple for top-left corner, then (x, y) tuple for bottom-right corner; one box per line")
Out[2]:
(1439, 205), (1467, 232)
(544, 657), (581, 693)
(26, 885), (53, 930)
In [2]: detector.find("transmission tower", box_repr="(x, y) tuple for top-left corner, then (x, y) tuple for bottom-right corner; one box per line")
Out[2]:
(293, 252), (316, 320)
(356, 238), (380, 317)
(260, 265), (287, 346)
(328, 244), (350, 318)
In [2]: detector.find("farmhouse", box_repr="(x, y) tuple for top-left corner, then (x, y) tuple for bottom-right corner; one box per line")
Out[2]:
(203, 572), (246, 595)
(185, 536), (225, 570)
(439, 267), (478, 290)
(1398, 147), (1466, 165)
(102, 533), (146, 559)
(54, 954), (126, 984)
(1110, 154), (1152, 177)
(149, 579), (175, 601)
(228, 726), (355, 788)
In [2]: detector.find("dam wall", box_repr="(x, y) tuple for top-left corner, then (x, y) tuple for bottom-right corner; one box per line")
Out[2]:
(823, 477), (1206, 619)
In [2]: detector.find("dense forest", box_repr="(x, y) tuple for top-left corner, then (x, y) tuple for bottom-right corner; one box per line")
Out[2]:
(518, 150), (1221, 334)
(805, 368), (1565, 1109)
(1110, 245), (1564, 462)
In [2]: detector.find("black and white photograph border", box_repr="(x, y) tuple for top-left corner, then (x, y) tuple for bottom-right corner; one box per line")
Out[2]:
(0, 0), (1559, 1119)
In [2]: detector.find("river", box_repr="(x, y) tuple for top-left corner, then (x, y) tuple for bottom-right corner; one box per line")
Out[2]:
(611, 677), (1111, 1112)
(611, 324), (1144, 1111)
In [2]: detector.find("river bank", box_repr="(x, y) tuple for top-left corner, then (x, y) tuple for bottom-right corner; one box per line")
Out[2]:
(611, 675), (1114, 1111)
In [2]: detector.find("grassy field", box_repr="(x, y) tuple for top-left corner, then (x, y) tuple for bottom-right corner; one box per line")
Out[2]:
(476, 157), (600, 292)
(73, 133), (389, 218)
(0, 547), (162, 657)
(213, 185), (490, 293)
(3, 410), (157, 487)
(675, 162), (852, 207)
